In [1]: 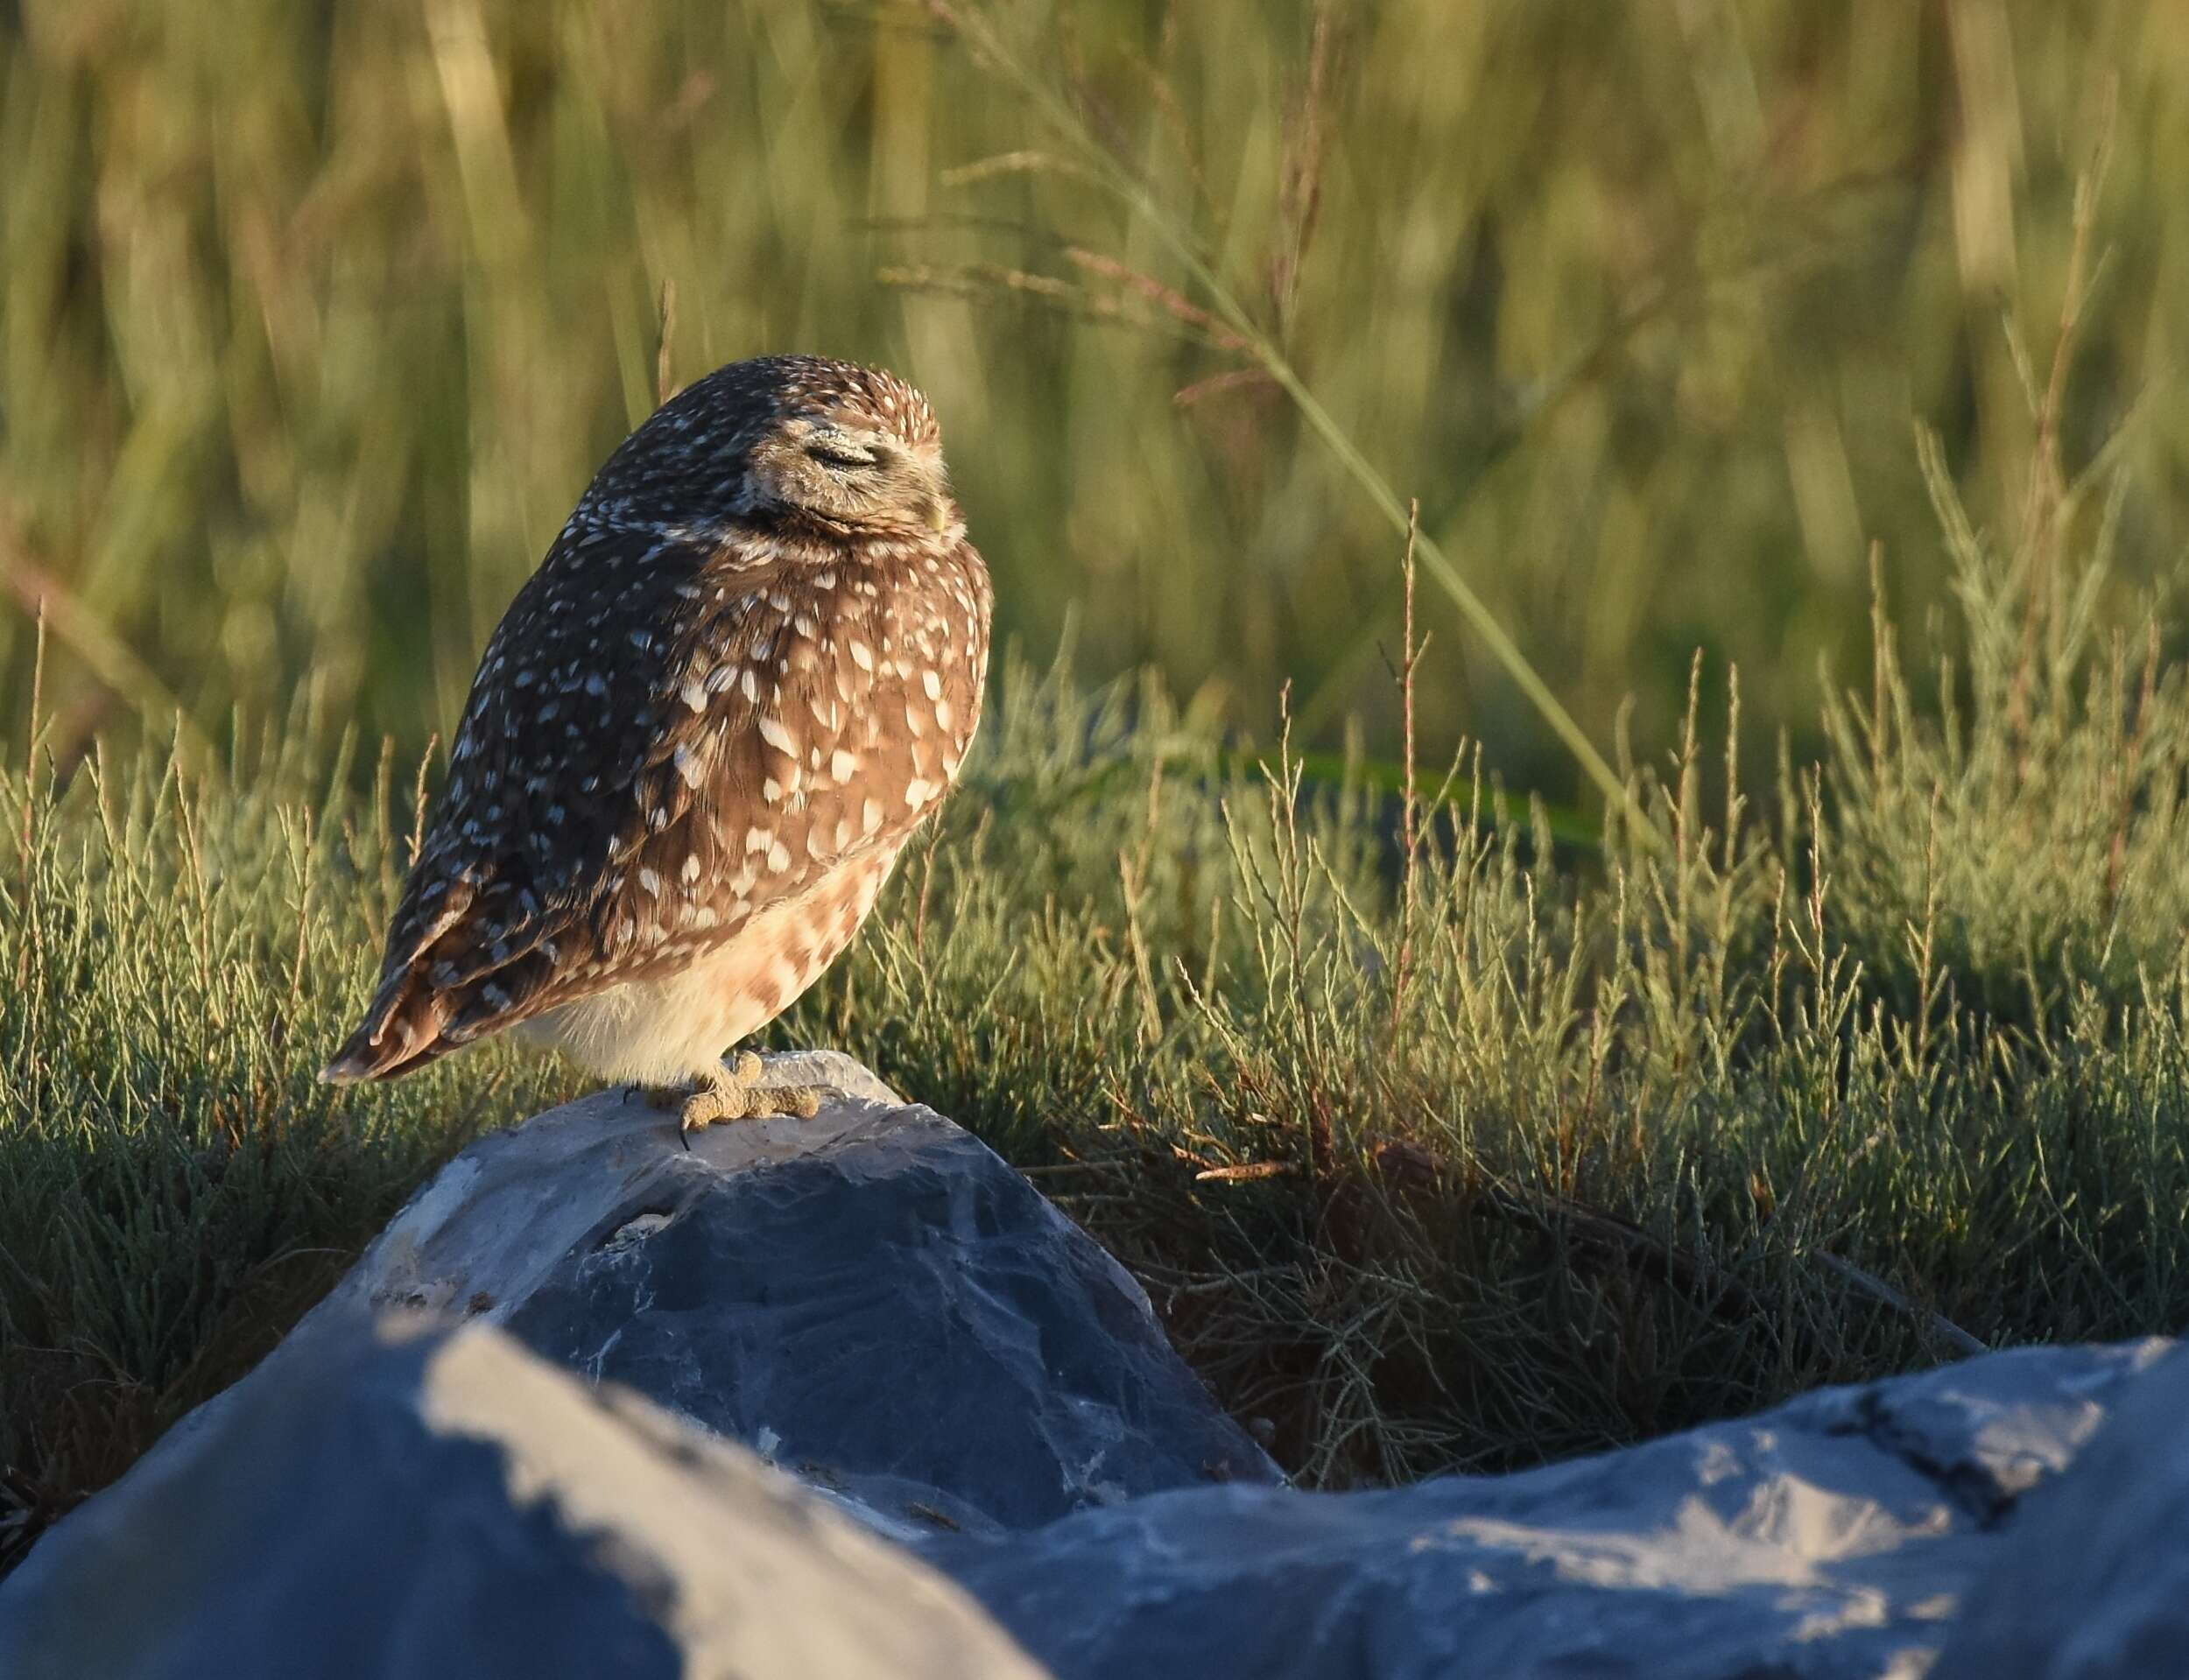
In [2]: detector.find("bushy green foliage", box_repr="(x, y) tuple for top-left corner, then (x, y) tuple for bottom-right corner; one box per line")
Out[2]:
(7, 439), (2188, 1556)
(0, 732), (587, 1561)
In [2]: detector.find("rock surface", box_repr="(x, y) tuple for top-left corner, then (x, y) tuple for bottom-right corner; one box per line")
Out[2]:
(933, 1339), (2174, 1680)
(1931, 1343), (2189, 1679)
(4, 1052), (2184, 1679)
(0, 1316), (1043, 1680)
(300, 1051), (1278, 1534)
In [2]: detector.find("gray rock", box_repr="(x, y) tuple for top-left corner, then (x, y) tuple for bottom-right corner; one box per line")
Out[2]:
(11, 1052), (2182, 1680)
(0, 1316), (1043, 1680)
(1931, 1343), (2189, 1679)
(254, 1054), (1278, 1534)
(929, 1339), (2174, 1680)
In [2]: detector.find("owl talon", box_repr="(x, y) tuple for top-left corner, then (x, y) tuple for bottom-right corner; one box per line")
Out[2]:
(679, 1086), (743, 1134)
(670, 1053), (828, 1138)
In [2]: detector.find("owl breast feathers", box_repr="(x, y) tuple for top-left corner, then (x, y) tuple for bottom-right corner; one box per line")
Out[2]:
(324, 355), (991, 1087)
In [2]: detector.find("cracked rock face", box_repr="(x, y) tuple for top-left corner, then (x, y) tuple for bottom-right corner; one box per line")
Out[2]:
(930, 1340), (2174, 1680)
(1930, 1345), (2189, 1679)
(3, 1052), (2182, 1680)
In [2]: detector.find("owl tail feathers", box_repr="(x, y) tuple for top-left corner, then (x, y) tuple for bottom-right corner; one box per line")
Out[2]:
(319, 974), (455, 1084)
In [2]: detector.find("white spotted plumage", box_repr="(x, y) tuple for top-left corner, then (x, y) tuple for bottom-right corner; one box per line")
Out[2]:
(324, 355), (990, 1088)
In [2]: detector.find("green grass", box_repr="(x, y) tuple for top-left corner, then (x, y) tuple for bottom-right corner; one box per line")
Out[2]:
(5, 0), (2188, 1578)
(1, 1), (2184, 805)
(8, 398), (2189, 1557)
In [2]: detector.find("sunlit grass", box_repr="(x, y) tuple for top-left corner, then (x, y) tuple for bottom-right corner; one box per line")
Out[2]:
(8, 383), (2189, 1555)
(4, 0), (2186, 1584)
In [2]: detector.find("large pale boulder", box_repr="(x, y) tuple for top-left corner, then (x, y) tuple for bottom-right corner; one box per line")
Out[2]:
(180, 1053), (1278, 1536)
(0, 1316), (1043, 1680)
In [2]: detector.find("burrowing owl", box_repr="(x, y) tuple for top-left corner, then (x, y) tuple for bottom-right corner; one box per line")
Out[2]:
(323, 355), (990, 1132)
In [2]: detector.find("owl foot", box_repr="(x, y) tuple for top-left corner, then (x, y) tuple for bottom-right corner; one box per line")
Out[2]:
(663, 1051), (828, 1144)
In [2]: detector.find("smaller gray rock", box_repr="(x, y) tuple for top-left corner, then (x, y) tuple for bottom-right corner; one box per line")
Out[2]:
(1930, 1343), (2189, 1679)
(928, 1339), (2174, 1680)
(1785, 1339), (2141, 1521)
(0, 1317), (1045, 1680)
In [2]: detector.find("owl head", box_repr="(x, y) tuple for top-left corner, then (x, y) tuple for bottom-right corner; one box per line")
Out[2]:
(585, 355), (957, 540)
(740, 411), (953, 537)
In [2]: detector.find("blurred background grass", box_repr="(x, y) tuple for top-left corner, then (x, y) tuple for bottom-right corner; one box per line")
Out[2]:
(0, 0), (2182, 801)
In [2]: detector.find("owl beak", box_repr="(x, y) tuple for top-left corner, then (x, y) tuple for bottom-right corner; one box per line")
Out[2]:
(922, 492), (951, 534)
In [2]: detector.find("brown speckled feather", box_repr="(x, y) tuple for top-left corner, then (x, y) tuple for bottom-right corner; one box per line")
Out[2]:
(325, 356), (990, 1082)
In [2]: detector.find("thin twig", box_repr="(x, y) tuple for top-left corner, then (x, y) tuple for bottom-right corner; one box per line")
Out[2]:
(2007, 84), (2114, 741)
(19, 604), (45, 870)
(1810, 1251), (1988, 1358)
(0, 521), (208, 763)
(1391, 501), (1421, 1036)
(656, 278), (679, 406)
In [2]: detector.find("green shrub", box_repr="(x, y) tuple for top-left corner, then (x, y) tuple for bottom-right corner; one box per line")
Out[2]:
(8, 414), (2187, 1552)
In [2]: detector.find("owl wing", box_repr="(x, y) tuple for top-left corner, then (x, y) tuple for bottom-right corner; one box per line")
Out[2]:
(322, 518), (984, 1083)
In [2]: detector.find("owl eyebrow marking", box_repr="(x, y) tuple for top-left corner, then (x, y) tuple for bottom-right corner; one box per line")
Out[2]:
(805, 438), (877, 469)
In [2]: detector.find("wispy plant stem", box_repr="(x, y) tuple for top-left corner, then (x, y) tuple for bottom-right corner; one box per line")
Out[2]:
(926, 0), (1661, 847)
